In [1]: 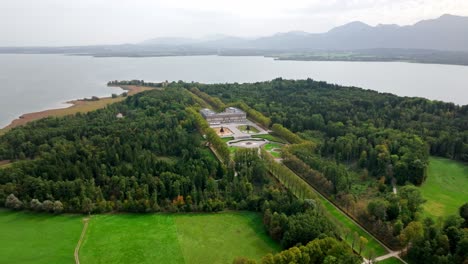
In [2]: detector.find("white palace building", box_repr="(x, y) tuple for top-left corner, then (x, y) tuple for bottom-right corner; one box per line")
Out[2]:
(200, 107), (247, 124)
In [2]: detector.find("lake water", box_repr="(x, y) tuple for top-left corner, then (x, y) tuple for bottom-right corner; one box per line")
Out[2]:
(1, 54), (468, 128)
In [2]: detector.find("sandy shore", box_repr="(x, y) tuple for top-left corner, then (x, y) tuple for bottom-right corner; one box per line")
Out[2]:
(0, 85), (153, 133)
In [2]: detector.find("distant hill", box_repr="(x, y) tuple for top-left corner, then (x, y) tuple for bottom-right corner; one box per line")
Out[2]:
(2, 14), (468, 65)
(137, 14), (468, 52)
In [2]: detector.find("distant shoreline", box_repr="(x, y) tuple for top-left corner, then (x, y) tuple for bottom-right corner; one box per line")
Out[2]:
(0, 85), (152, 133)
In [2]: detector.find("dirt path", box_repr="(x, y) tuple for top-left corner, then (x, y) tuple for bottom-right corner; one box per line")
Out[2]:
(0, 160), (11, 167)
(362, 250), (408, 264)
(74, 217), (90, 264)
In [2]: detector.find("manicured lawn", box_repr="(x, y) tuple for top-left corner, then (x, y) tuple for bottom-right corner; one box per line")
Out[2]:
(264, 143), (283, 158)
(378, 257), (404, 264)
(420, 157), (468, 218)
(252, 134), (287, 144)
(221, 137), (234, 143)
(80, 212), (280, 264)
(237, 125), (260, 133)
(0, 209), (83, 264)
(264, 142), (282, 151)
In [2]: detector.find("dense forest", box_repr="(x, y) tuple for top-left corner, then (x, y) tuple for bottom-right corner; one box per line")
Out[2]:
(169, 78), (468, 263)
(0, 87), (360, 262)
(182, 78), (468, 190)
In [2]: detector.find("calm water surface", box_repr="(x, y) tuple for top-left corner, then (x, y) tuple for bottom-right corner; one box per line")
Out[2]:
(1, 54), (468, 128)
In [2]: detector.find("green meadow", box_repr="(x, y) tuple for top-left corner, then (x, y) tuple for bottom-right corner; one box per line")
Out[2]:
(420, 157), (468, 218)
(0, 209), (83, 264)
(80, 212), (279, 264)
(0, 210), (279, 264)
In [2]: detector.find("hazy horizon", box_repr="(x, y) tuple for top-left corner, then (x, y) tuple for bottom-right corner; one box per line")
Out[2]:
(3, 0), (468, 46)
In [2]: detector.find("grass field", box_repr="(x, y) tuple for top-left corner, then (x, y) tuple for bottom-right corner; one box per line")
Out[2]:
(420, 157), (468, 218)
(80, 212), (280, 264)
(264, 143), (283, 158)
(222, 137), (234, 143)
(175, 213), (279, 264)
(0, 210), (279, 264)
(0, 209), (83, 264)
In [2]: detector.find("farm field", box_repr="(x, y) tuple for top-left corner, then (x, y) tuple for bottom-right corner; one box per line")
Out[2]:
(420, 157), (468, 218)
(0, 209), (83, 264)
(80, 212), (280, 264)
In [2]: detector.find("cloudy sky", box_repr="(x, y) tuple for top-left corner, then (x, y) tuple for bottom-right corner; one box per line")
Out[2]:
(3, 0), (468, 46)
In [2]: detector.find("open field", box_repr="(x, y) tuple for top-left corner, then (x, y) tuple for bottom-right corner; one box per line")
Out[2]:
(420, 157), (468, 218)
(80, 214), (183, 264)
(0, 210), (279, 264)
(0, 209), (83, 264)
(175, 213), (280, 264)
(80, 212), (279, 264)
(0, 85), (153, 134)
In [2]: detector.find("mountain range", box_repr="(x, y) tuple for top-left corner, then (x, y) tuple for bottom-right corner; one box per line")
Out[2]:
(2, 14), (468, 65)
(139, 14), (468, 52)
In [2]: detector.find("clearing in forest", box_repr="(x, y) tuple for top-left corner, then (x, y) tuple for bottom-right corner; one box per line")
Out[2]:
(420, 157), (468, 218)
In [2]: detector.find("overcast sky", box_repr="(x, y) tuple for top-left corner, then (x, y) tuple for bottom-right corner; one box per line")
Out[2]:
(2, 0), (468, 46)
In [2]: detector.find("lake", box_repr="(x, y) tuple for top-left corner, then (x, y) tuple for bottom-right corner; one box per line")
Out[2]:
(1, 54), (468, 128)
